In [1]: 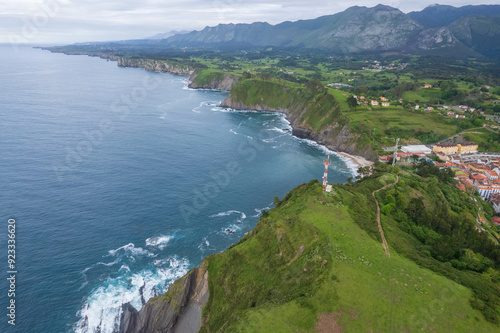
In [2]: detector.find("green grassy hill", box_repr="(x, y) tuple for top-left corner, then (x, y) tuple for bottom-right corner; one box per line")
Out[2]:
(221, 79), (381, 160)
(186, 164), (500, 332)
(225, 79), (344, 132)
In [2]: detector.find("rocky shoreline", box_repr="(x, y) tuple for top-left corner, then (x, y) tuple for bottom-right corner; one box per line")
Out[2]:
(120, 261), (209, 333)
(42, 49), (376, 332)
(219, 97), (377, 162)
(41, 48), (376, 161)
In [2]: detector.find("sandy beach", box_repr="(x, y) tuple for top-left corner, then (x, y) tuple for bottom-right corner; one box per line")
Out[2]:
(336, 151), (374, 170)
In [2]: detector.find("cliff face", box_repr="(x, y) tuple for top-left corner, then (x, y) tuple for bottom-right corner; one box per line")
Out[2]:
(116, 58), (239, 91)
(117, 58), (195, 77)
(188, 73), (240, 91)
(120, 261), (209, 333)
(220, 81), (377, 161)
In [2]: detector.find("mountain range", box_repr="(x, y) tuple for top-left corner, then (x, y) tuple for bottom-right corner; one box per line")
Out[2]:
(158, 4), (500, 58)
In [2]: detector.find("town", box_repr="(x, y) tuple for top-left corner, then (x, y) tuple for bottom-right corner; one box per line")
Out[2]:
(380, 141), (500, 230)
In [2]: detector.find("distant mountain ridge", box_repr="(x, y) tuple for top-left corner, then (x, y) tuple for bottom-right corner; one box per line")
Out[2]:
(56, 4), (500, 59)
(161, 4), (500, 58)
(408, 4), (500, 28)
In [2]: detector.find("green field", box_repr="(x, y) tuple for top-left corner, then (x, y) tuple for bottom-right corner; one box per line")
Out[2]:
(346, 108), (460, 146)
(402, 87), (443, 103)
(462, 128), (500, 152)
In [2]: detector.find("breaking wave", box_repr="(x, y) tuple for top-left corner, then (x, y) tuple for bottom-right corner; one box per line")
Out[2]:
(74, 240), (188, 333)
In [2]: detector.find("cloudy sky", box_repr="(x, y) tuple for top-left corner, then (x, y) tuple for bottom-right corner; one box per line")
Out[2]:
(1, 0), (498, 44)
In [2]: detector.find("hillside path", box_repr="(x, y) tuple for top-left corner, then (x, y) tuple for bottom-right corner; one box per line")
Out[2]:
(372, 174), (399, 257)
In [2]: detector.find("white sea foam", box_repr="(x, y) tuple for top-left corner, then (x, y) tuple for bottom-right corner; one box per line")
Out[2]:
(198, 236), (217, 254)
(229, 129), (238, 135)
(79, 259), (121, 290)
(263, 133), (287, 143)
(192, 100), (223, 113)
(145, 235), (172, 250)
(252, 204), (274, 217)
(210, 210), (246, 219)
(288, 135), (358, 176)
(268, 126), (291, 134)
(211, 106), (232, 112)
(107, 243), (155, 258)
(74, 256), (189, 333)
(221, 224), (241, 235)
(120, 264), (130, 271)
(332, 152), (359, 176)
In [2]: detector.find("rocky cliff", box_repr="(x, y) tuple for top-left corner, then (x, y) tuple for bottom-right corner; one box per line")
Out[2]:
(117, 58), (196, 77)
(220, 81), (377, 161)
(120, 261), (209, 333)
(116, 58), (239, 91)
(189, 73), (240, 91)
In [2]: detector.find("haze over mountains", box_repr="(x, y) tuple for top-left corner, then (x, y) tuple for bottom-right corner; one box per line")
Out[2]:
(68, 4), (500, 59)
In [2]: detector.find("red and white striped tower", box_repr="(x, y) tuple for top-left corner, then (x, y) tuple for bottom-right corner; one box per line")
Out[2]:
(322, 156), (331, 190)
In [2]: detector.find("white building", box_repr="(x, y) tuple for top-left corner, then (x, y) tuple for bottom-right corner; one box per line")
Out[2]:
(401, 145), (432, 155)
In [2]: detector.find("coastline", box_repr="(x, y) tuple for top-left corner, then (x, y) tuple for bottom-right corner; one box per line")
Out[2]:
(43, 49), (371, 175)
(335, 151), (374, 170)
(41, 49), (376, 167)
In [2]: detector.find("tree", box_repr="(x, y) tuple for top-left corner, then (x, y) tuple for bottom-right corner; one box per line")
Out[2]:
(347, 95), (358, 109)
(305, 78), (323, 93)
(357, 166), (371, 176)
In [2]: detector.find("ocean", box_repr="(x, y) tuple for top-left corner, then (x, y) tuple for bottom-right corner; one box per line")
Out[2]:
(0, 45), (355, 332)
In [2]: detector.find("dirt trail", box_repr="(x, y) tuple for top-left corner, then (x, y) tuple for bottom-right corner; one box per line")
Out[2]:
(372, 174), (399, 257)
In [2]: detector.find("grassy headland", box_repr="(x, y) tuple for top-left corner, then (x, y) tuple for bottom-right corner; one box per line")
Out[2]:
(178, 162), (500, 331)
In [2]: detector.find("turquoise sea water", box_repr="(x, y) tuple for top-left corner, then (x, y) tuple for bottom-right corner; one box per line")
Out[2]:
(0, 45), (355, 332)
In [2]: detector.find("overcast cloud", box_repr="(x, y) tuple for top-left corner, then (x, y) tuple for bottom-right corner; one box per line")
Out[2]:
(1, 0), (499, 44)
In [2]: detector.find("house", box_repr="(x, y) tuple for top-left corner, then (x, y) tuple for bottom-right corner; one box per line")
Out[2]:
(486, 170), (499, 180)
(432, 143), (478, 155)
(426, 107), (434, 111)
(371, 100), (379, 106)
(401, 145), (432, 155)
(447, 111), (454, 116)
(424, 84), (432, 88)
(380, 96), (388, 102)
(474, 179), (492, 199)
(493, 216), (500, 225)
(359, 96), (365, 100)
(399, 99), (403, 104)
(415, 105), (420, 110)
(382, 102), (390, 107)
(456, 114), (466, 119)
(459, 143), (479, 154)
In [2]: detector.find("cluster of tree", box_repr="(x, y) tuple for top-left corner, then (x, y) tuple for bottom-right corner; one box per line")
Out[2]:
(415, 160), (455, 183)
(373, 166), (500, 323)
